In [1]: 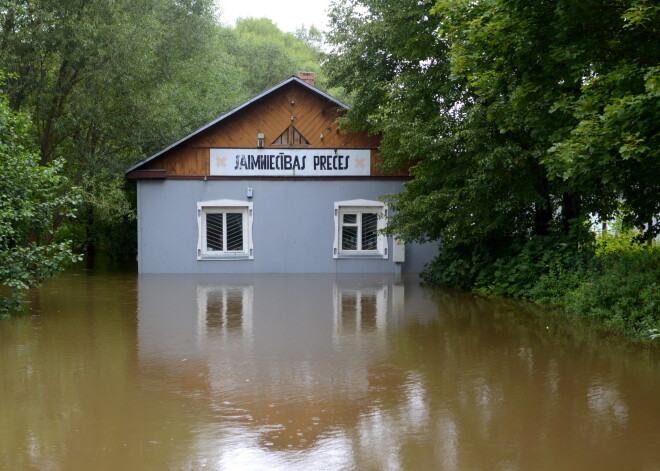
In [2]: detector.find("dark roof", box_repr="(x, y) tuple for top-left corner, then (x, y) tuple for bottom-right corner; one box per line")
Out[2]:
(126, 76), (348, 174)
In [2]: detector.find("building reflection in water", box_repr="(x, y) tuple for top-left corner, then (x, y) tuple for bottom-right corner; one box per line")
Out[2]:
(196, 284), (253, 345)
(134, 273), (650, 471)
(136, 274), (430, 468)
(332, 281), (388, 338)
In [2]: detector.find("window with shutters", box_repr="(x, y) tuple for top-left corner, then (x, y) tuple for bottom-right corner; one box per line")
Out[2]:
(197, 200), (253, 260)
(333, 199), (388, 259)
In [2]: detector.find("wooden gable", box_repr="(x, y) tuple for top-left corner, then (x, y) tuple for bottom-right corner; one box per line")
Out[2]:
(126, 77), (406, 179)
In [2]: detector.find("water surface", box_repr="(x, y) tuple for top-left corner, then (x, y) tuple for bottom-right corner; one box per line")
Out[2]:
(1, 272), (658, 470)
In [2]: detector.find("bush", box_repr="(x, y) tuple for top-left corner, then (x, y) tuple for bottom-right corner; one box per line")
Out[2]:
(529, 244), (660, 337)
(423, 234), (587, 297)
(475, 236), (584, 298)
(423, 231), (660, 338)
(561, 250), (658, 335)
(0, 85), (81, 314)
(421, 241), (493, 289)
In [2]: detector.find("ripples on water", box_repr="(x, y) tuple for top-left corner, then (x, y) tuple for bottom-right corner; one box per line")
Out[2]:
(0, 273), (658, 470)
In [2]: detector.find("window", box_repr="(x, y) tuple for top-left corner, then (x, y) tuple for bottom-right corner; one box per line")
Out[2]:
(333, 199), (388, 259)
(197, 200), (253, 260)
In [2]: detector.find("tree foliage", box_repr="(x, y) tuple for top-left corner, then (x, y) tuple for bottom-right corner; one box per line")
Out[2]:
(325, 0), (659, 290)
(433, 0), (660, 236)
(0, 1), (325, 264)
(222, 18), (322, 95)
(0, 0), (248, 168)
(326, 0), (566, 264)
(0, 84), (81, 313)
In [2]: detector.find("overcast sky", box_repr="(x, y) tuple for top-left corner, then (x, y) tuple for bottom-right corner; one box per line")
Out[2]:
(217, 0), (333, 33)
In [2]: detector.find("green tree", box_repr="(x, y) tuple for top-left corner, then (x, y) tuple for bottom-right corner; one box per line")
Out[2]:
(0, 85), (81, 313)
(223, 18), (322, 94)
(433, 0), (660, 239)
(325, 0), (659, 290)
(295, 24), (324, 55)
(0, 0), (248, 260)
(325, 0), (567, 284)
(1, 1), (329, 267)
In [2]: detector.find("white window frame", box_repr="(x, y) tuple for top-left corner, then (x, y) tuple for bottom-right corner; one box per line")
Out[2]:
(197, 199), (253, 260)
(333, 199), (388, 259)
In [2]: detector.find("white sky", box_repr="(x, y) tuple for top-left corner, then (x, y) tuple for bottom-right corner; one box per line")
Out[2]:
(216, 0), (333, 33)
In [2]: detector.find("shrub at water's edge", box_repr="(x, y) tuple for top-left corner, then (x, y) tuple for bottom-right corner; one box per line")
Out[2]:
(529, 247), (659, 337)
(423, 234), (660, 339)
(0, 83), (82, 315)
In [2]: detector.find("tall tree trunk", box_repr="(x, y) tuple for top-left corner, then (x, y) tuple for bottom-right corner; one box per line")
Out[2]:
(561, 192), (580, 234)
(533, 176), (553, 236)
(85, 206), (95, 269)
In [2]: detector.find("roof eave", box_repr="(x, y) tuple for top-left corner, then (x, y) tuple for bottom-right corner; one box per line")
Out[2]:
(125, 76), (349, 175)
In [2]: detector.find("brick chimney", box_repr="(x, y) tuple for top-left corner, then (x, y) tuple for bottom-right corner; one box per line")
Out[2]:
(298, 72), (315, 87)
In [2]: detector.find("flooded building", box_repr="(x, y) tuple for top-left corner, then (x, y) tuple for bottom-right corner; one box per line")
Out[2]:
(126, 74), (437, 273)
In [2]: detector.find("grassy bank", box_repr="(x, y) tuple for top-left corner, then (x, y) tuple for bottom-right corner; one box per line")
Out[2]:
(423, 234), (660, 340)
(528, 247), (659, 338)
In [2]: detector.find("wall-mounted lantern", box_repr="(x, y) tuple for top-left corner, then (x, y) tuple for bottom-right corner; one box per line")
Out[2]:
(257, 132), (265, 148)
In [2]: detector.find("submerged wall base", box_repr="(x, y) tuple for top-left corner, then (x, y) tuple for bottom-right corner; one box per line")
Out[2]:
(137, 179), (437, 274)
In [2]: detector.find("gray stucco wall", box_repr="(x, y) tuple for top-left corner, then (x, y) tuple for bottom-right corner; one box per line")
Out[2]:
(136, 179), (438, 273)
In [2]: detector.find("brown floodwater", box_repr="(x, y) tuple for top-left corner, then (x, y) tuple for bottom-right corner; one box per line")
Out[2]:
(1, 271), (659, 471)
